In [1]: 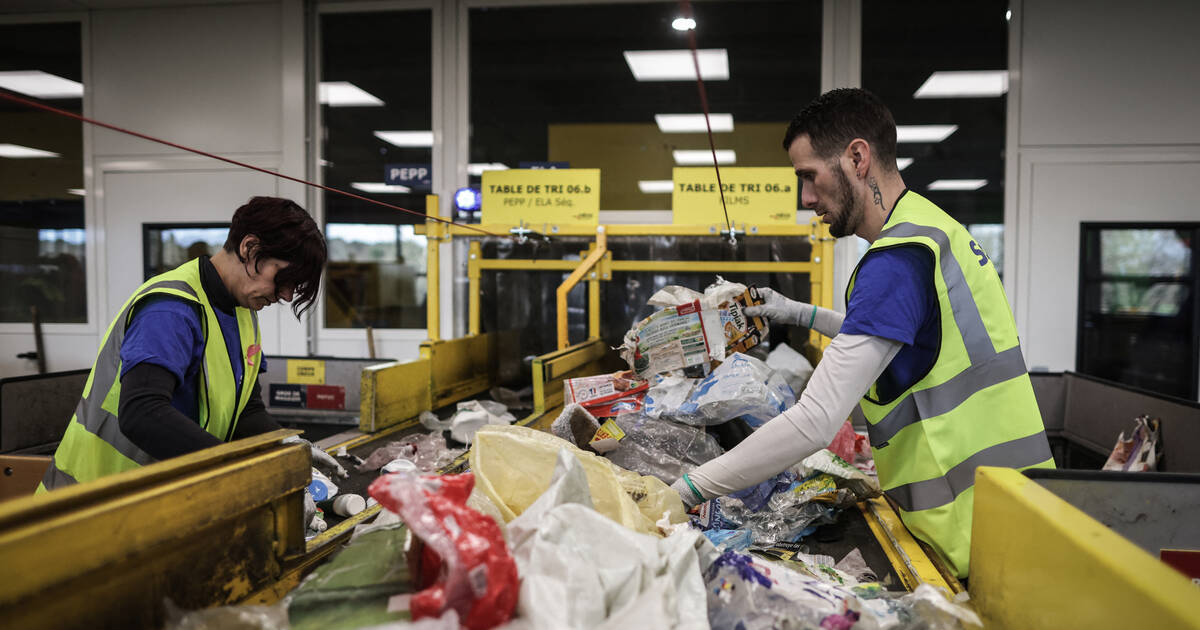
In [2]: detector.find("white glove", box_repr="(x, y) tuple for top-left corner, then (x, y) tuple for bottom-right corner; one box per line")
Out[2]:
(671, 474), (706, 509)
(743, 288), (845, 338)
(742, 287), (807, 326)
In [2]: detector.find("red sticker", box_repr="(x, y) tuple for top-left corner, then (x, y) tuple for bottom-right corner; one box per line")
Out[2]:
(246, 344), (261, 366)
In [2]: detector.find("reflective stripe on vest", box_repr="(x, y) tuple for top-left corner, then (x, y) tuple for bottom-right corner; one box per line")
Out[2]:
(39, 260), (261, 491)
(847, 191), (1052, 577)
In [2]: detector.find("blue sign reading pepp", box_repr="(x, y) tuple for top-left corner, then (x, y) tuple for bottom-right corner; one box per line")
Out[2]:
(385, 163), (432, 189)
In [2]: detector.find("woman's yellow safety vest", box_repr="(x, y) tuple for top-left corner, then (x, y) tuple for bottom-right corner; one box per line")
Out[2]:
(38, 259), (261, 491)
(847, 191), (1053, 577)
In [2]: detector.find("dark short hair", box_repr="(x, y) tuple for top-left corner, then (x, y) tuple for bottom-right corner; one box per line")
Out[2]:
(224, 196), (327, 318)
(782, 88), (898, 171)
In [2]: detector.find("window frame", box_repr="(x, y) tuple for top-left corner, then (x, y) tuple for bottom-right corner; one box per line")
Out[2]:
(0, 12), (95, 334)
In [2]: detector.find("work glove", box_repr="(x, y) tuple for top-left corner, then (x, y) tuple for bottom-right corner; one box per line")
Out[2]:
(283, 435), (349, 479)
(742, 288), (812, 327)
(671, 474), (706, 510)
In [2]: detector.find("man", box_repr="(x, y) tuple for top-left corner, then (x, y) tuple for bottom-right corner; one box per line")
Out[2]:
(671, 89), (1053, 578)
(39, 196), (328, 491)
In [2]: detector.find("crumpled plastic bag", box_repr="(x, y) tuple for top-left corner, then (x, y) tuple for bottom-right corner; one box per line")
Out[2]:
(162, 598), (288, 630)
(602, 413), (725, 484)
(468, 424), (685, 536)
(644, 353), (795, 427)
(765, 342), (814, 396)
(368, 472), (518, 630)
(505, 448), (714, 630)
(450, 400), (516, 444)
(357, 433), (465, 474)
(801, 448), (881, 500)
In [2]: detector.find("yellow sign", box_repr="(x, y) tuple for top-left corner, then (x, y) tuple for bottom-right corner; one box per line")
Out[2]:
(481, 169), (600, 226)
(286, 359), (325, 385)
(671, 167), (798, 225)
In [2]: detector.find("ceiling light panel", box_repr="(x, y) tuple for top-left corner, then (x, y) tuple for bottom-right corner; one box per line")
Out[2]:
(895, 125), (958, 143)
(638, 180), (674, 194)
(351, 182), (412, 193)
(914, 71), (1009, 98)
(374, 131), (434, 147)
(896, 158), (914, 171)
(927, 179), (987, 191)
(468, 163), (509, 176)
(0, 143), (60, 158)
(319, 81), (383, 106)
(624, 49), (729, 81)
(0, 70), (83, 99)
(655, 113), (734, 133)
(673, 150), (736, 165)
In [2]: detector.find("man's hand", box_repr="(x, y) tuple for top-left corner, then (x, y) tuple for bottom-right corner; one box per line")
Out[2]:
(671, 474), (706, 509)
(743, 288), (813, 327)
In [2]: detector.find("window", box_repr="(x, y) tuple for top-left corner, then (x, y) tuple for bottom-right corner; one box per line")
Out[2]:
(468, 0), (821, 212)
(0, 22), (85, 323)
(863, 0), (1009, 240)
(1078, 224), (1199, 400)
(319, 9), (432, 329)
(466, 1), (823, 356)
(143, 223), (229, 280)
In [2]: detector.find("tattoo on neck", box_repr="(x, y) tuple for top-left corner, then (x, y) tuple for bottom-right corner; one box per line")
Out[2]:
(869, 176), (883, 209)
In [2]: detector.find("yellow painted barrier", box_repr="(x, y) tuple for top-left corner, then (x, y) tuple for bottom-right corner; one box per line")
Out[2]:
(971, 467), (1200, 629)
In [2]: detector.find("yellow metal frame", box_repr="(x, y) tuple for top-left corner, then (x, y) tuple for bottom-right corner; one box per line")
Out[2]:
(0, 430), (308, 629)
(859, 496), (961, 594)
(970, 467), (1200, 629)
(436, 216), (836, 353)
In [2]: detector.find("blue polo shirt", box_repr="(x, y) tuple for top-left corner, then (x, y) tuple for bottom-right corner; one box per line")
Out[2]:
(839, 245), (939, 402)
(119, 296), (250, 420)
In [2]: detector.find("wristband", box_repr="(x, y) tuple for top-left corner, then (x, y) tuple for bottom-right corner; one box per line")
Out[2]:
(682, 473), (705, 504)
(807, 305), (817, 329)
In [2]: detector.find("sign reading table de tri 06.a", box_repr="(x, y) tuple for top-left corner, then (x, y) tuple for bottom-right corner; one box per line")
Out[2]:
(480, 168), (600, 225)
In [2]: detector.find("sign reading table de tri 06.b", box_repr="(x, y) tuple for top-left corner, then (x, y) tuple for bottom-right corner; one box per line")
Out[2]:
(480, 168), (600, 225)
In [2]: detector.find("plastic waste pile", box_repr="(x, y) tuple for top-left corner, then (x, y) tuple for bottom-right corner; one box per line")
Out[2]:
(167, 440), (981, 630)
(696, 449), (882, 549)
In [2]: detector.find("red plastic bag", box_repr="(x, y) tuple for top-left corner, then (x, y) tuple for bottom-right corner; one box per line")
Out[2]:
(368, 472), (518, 630)
(826, 420), (858, 464)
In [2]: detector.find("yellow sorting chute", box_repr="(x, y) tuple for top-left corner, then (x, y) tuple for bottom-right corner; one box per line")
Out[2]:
(469, 424), (686, 536)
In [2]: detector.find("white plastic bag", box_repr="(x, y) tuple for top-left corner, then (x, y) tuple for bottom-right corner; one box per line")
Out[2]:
(450, 400), (516, 444)
(507, 449), (711, 630)
(644, 353), (795, 427)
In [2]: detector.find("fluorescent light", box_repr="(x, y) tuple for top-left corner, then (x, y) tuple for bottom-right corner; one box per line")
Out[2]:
(655, 113), (734, 133)
(351, 182), (412, 194)
(624, 49), (729, 81)
(468, 162), (509, 176)
(896, 158), (913, 171)
(914, 71), (1008, 98)
(67, 188), (85, 196)
(1006, 9), (1012, 21)
(638, 180), (674, 194)
(318, 81), (383, 107)
(928, 179), (986, 191)
(672, 17), (696, 31)
(374, 131), (434, 147)
(896, 125), (958, 143)
(0, 70), (83, 99)
(673, 149), (736, 165)
(0, 143), (60, 158)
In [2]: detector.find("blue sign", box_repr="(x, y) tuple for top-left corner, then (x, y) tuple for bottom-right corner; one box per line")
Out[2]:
(518, 161), (569, 170)
(385, 163), (432, 189)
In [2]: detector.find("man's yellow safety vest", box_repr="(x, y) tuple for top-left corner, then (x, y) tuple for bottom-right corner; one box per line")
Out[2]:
(847, 191), (1053, 577)
(38, 259), (261, 491)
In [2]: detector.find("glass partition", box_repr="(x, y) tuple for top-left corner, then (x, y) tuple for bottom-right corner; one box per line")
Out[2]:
(0, 21), (85, 323)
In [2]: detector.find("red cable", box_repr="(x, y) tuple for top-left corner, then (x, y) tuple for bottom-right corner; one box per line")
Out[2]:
(679, 0), (734, 236)
(0, 90), (505, 238)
